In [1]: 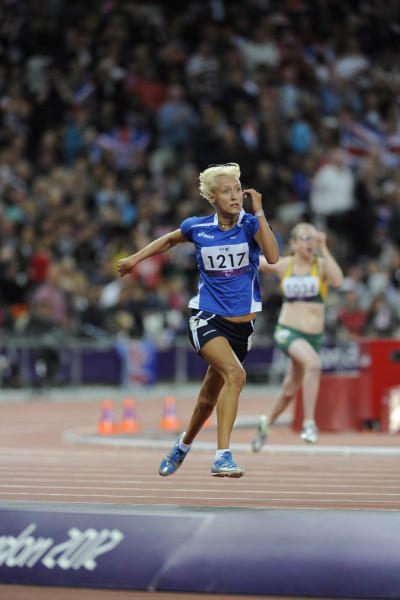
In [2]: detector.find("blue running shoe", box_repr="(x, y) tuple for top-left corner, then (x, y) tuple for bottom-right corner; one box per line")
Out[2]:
(159, 434), (189, 476)
(211, 451), (245, 478)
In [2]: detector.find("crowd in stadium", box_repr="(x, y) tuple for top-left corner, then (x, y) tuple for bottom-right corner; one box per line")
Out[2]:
(1, 0), (400, 362)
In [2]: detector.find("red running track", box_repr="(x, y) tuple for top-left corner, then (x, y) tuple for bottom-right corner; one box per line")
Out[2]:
(0, 386), (399, 599)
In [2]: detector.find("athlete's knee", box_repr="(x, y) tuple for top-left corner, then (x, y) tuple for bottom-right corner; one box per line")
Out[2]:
(225, 363), (246, 390)
(306, 355), (322, 376)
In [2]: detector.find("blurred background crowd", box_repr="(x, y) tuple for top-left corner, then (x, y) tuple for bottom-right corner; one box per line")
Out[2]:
(1, 0), (400, 367)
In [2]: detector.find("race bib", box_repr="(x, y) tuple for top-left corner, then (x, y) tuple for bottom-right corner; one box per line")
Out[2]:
(201, 242), (250, 277)
(282, 275), (319, 300)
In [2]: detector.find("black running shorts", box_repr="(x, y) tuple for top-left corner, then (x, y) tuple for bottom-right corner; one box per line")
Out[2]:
(187, 310), (255, 363)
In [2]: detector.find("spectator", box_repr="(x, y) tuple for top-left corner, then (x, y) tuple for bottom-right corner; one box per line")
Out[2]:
(127, 63), (167, 114)
(31, 262), (73, 330)
(336, 289), (368, 340)
(155, 83), (201, 158)
(238, 21), (281, 76)
(367, 295), (398, 337)
(19, 298), (65, 388)
(309, 148), (356, 258)
(288, 108), (316, 156)
(79, 284), (110, 337)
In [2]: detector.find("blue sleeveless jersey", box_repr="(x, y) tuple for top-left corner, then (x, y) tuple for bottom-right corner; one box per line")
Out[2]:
(180, 209), (262, 317)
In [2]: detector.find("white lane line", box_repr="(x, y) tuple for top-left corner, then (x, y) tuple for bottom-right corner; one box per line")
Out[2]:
(0, 491), (399, 507)
(2, 476), (400, 492)
(62, 433), (400, 456)
(1, 484), (400, 499)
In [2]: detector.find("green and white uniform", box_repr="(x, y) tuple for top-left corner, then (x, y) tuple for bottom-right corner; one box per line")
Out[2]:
(274, 257), (327, 355)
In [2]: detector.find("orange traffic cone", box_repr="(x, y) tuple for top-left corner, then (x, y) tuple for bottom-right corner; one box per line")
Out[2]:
(98, 400), (118, 435)
(159, 395), (182, 431)
(119, 398), (141, 433)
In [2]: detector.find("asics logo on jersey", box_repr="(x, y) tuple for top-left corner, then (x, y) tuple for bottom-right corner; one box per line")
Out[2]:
(198, 232), (214, 239)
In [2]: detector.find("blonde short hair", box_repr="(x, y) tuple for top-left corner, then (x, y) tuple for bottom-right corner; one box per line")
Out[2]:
(199, 163), (241, 201)
(290, 222), (316, 240)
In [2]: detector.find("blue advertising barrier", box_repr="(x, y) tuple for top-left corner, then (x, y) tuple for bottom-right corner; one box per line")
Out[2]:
(1, 502), (400, 597)
(0, 339), (360, 387)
